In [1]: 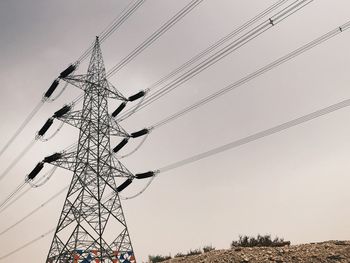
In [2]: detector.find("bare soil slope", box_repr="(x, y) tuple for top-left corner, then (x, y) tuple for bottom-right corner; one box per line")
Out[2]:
(164, 241), (350, 263)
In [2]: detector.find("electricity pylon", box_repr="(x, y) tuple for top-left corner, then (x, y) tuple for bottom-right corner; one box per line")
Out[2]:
(46, 37), (136, 263)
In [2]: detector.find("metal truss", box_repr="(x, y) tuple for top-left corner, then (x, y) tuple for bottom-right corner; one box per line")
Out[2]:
(46, 37), (136, 263)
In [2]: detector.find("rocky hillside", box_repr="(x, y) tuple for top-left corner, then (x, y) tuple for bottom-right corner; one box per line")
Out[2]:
(163, 241), (350, 263)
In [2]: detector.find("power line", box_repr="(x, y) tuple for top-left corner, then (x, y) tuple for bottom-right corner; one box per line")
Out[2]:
(4, 96), (350, 254)
(0, 102), (43, 159)
(117, 133), (149, 159)
(119, 19), (350, 194)
(99, 0), (146, 43)
(120, 176), (155, 200)
(0, 1), (143, 161)
(0, 228), (55, 261)
(0, 189), (117, 260)
(0, 185), (31, 214)
(150, 20), (350, 129)
(0, 181), (27, 211)
(113, 18), (350, 199)
(145, 0), (291, 92)
(0, 141), (77, 214)
(0, 140), (36, 182)
(0, 2), (349, 260)
(0, 183), (116, 238)
(117, 0), (293, 120)
(46, 82), (69, 103)
(0, 168), (55, 212)
(0, 95), (82, 184)
(118, 0), (313, 120)
(119, 96), (350, 199)
(106, 0), (204, 77)
(78, 0), (146, 62)
(157, 97), (350, 173)
(28, 166), (58, 188)
(0, 185), (68, 237)
(130, 0), (313, 112)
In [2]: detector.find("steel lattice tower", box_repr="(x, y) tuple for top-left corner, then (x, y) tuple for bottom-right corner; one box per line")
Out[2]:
(46, 38), (136, 263)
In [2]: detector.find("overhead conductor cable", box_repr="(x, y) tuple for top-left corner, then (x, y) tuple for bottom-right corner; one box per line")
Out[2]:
(106, 0), (204, 77)
(0, 185), (68, 237)
(158, 97), (350, 173)
(2, 5), (350, 261)
(0, 186), (31, 214)
(117, 0), (293, 120)
(0, 103), (73, 182)
(114, 0), (311, 153)
(0, 139), (36, 182)
(121, 21), (350, 196)
(118, 0), (314, 120)
(0, 0), (143, 160)
(0, 228), (56, 261)
(0, 181), (27, 211)
(0, 144), (76, 214)
(0, 188), (117, 260)
(151, 21), (350, 129)
(139, 0), (314, 110)
(116, 15), (348, 161)
(78, 0), (146, 62)
(122, 96), (350, 199)
(0, 102), (43, 159)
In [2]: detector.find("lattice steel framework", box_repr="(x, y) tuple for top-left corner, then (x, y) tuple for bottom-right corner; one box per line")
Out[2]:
(46, 37), (136, 263)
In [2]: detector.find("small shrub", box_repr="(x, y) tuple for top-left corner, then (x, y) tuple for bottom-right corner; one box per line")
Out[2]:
(174, 249), (202, 258)
(231, 234), (290, 248)
(174, 252), (186, 258)
(148, 254), (171, 263)
(186, 249), (202, 256)
(203, 245), (215, 253)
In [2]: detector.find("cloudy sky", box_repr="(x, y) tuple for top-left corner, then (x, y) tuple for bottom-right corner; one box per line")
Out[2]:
(1, 0), (350, 262)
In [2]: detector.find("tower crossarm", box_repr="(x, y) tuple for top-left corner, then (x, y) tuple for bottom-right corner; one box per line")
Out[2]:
(56, 110), (83, 128)
(107, 82), (128, 100)
(44, 150), (77, 172)
(110, 156), (134, 178)
(56, 110), (128, 137)
(44, 150), (134, 179)
(109, 116), (129, 137)
(62, 75), (126, 100)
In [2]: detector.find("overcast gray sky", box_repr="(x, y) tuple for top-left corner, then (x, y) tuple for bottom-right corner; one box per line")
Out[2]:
(1, 0), (350, 262)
